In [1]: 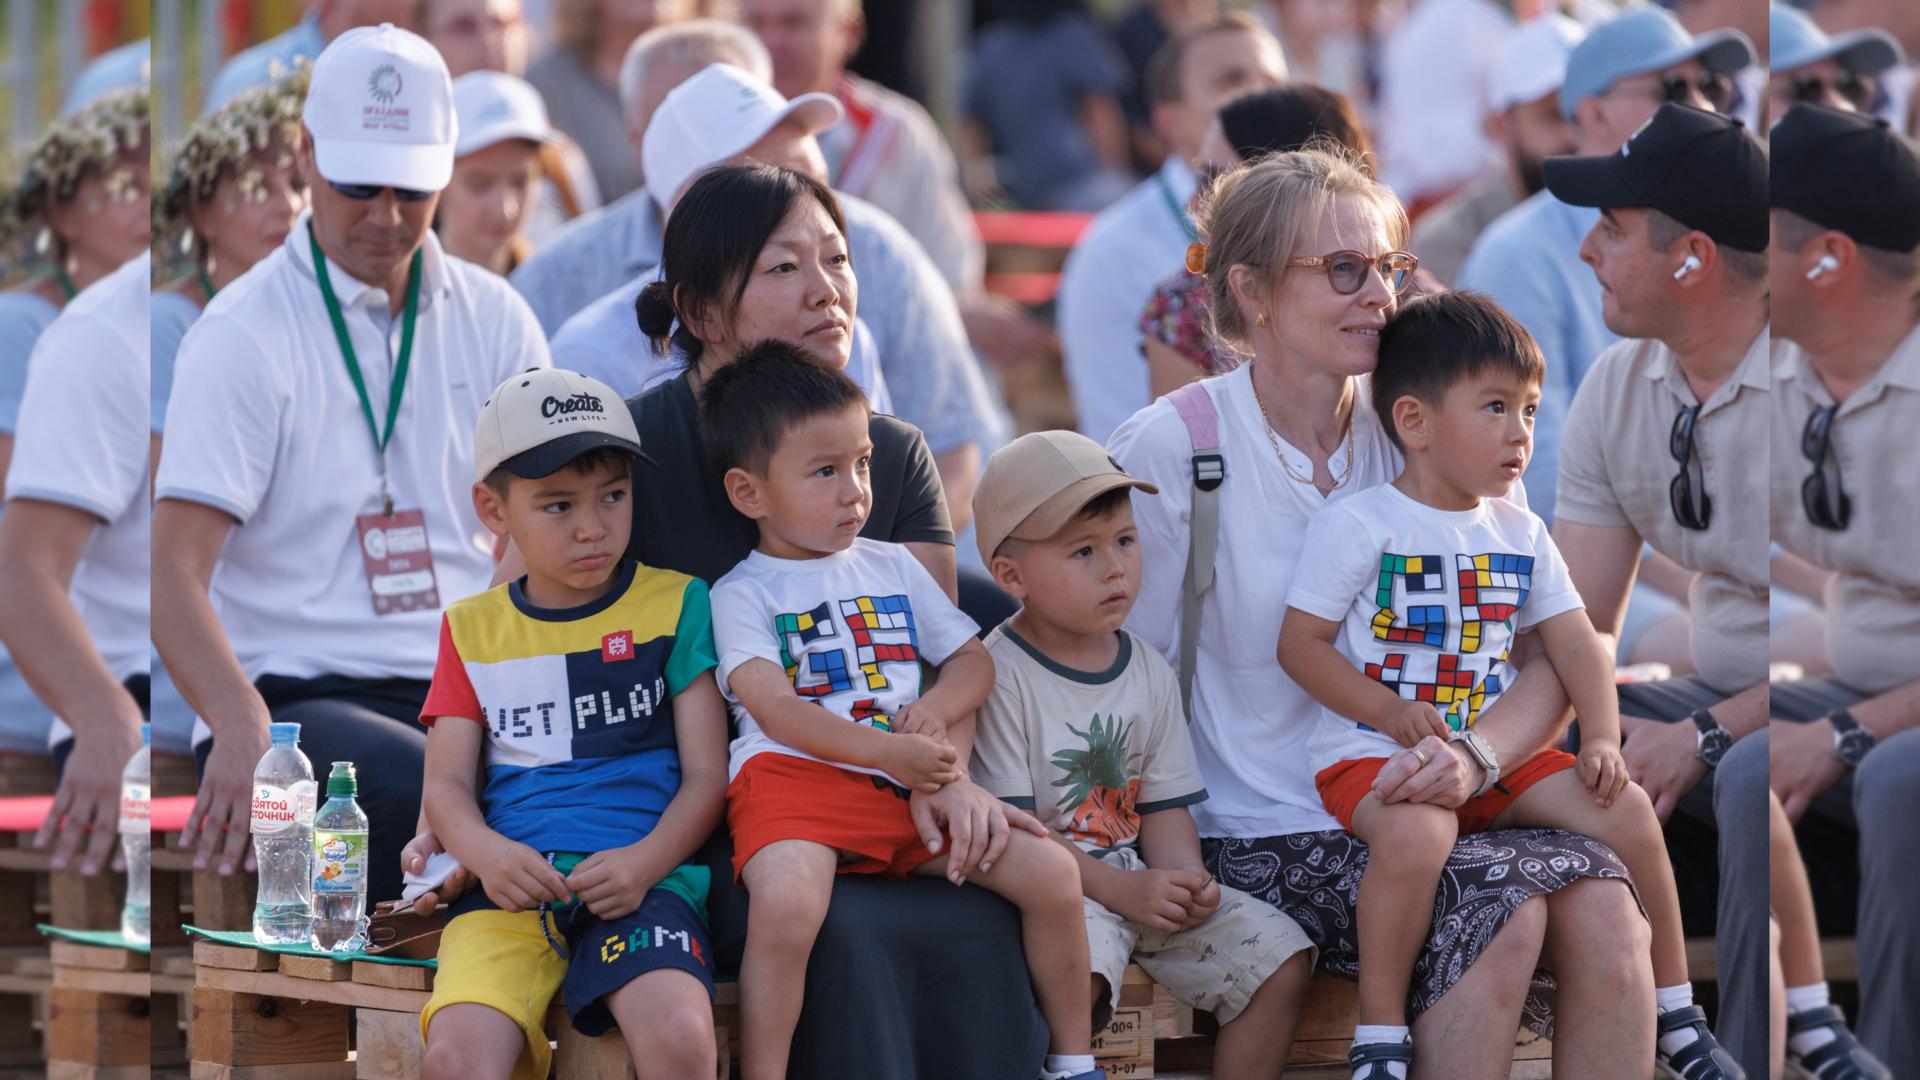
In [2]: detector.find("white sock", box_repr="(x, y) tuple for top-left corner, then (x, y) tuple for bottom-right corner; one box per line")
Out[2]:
(1041, 1054), (1096, 1079)
(1655, 985), (1698, 1056)
(1351, 1026), (1410, 1079)
(1785, 983), (1837, 1056)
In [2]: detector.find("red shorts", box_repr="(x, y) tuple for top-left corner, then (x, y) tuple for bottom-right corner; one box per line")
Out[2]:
(725, 753), (937, 886)
(1315, 748), (1577, 834)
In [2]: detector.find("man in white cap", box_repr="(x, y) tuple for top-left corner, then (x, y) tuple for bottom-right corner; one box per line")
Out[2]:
(515, 23), (1003, 539)
(437, 70), (559, 275)
(1458, 4), (1753, 528)
(1410, 14), (1585, 287)
(1768, 2), (1907, 127)
(154, 23), (550, 904)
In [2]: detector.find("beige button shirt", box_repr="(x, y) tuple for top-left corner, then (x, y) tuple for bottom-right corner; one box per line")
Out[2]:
(1771, 323), (1920, 695)
(1557, 330), (1771, 695)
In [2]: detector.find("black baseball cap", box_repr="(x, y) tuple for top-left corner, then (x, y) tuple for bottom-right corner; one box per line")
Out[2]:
(1543, 103), (1768, 253)
(1771, 104), (1920, 254)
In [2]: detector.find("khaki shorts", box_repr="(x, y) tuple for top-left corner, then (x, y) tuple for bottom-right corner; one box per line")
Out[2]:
(1085, 846), (1316, 1029)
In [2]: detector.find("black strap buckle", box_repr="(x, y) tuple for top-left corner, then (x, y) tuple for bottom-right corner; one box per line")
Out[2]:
(1192, 452), (1224, 492)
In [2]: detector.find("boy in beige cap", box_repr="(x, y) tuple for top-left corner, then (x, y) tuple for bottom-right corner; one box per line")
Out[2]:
(972, 430), (1317, 1075)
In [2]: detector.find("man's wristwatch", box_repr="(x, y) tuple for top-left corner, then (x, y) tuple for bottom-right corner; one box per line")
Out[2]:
(1447, 729), (1501, 798)
(1828, 708), (1876, 769)
(1689, 708), (1734, 768)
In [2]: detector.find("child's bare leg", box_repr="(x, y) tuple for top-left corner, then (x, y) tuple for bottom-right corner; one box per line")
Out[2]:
(1213, 947), (1314, 1079)
(1767, 792), (1824, 988)
(605, 969), (716, 1080)
(1349, 794), (1459, 1029)
(1490, 771), (1687, 987)
(738, 840), (839, 1080)
(421, 1003), (527, 1080)
(914, 829), (1093, 1055)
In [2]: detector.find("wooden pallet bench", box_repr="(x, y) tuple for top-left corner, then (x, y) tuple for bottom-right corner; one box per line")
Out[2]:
(42, 940), (156, 1079)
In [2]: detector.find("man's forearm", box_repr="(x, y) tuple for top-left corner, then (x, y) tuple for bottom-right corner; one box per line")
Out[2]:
(0, 560), (142, 735)
(151, 562), (268, 738)
(1475, 631), (1573, 764)
(1851, 675), (1920, 741)
(934, 445), (980, 534)
(1707, 682), (1770, 739)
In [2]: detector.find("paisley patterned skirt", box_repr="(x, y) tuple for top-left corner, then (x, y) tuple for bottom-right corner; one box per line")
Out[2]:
(1203, 827), (1640, 1037)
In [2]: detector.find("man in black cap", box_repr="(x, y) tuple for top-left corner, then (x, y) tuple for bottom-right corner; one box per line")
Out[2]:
(1767, 102), (1919, 1078)
(1545, 102), (1770, 1079)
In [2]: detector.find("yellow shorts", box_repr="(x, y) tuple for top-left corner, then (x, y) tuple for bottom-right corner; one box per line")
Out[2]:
(419, 909), (568, 1080)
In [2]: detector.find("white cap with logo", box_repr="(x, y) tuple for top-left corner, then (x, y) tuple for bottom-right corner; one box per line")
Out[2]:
(640, 62), (842, 214)
(304, 22), (458, 192)
(473, 368), (647, 483)
(453, 71), (556, 157)
(1489, 14), (1588, 115)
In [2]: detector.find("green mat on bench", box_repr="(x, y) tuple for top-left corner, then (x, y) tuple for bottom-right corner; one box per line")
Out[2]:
(37, 924), (150, 954)
(184, 925), (436, 969)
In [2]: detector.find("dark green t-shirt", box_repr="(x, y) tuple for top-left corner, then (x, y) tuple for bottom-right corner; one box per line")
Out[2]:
(624, 375), (954, 585)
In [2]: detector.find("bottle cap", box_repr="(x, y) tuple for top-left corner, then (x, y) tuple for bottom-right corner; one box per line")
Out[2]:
(326, 761), (357, 797)
(269, 722), (301, 745)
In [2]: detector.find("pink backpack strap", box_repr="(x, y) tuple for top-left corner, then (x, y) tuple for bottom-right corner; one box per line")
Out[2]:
(1164, 382), (1223, 719)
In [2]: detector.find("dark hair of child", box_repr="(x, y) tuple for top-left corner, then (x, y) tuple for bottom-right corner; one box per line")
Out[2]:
(1371, 291), (1546, 453)
(699, 339), (869, 478)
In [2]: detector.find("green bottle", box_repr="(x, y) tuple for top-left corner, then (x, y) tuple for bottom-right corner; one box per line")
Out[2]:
(311, 762), (369, 952)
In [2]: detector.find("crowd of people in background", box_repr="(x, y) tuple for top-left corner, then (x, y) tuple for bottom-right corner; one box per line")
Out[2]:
(0, 0), (1916, 1077)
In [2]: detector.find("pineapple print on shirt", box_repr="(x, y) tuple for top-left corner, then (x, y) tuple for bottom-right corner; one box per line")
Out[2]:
(1052, 714), (1144, 850)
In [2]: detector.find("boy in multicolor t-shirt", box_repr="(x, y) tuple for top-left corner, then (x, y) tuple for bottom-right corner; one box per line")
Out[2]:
(970, 430), (1318, 1079)
(416, 369), (729, 1080)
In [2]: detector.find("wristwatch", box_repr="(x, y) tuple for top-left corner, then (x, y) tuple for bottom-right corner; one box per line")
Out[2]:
(1689, 708), (1734, 769)
(1828, 708), (1876, 769)
(1447, 729), (1501, 798)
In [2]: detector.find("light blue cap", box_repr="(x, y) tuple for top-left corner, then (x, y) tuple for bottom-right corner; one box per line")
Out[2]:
(1770, 2), (1904, 76)
(1560, 6), (1755, 121)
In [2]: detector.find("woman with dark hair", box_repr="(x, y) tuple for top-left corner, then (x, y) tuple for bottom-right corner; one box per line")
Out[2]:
(1138, 83), (1376, 396)
(410, 163), (1054, 1079)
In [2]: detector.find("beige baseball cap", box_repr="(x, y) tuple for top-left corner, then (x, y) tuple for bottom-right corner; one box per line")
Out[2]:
(974, 431), (1159, 564)
(473, 368), (647, 483)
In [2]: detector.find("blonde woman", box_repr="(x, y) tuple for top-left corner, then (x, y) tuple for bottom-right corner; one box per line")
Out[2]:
(1108, 148), (1653, 1077)
(527, 0), (693, 200)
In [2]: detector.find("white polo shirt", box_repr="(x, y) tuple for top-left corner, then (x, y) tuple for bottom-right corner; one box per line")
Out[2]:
(4, 252), (151, 685)
(156, 212), (550, 685)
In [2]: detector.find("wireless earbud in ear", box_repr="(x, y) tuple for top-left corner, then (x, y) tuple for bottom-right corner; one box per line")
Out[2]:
(1806, 255), (1841, 281)
(1672, 255), (1703, 281)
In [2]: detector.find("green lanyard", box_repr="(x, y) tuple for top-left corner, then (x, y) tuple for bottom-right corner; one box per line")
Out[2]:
(308, 223), (421, 513)
(197, 266), (218, 302)
(1155, 170), (1199, 243)
(54, 266), (77, 300)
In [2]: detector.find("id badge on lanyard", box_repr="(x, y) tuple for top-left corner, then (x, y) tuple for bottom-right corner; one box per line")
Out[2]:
(311, 224), (440, 616)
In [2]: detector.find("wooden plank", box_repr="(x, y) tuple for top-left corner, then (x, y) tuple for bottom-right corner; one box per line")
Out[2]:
(354, 1008), (423, 1080)
(153, 988), (190, 1067)
(0, 868), (38, 947)
(190, 987), (350, 1068)
(0, 991), (42, 1067)
(1117, 964), (1156, 1007)
(191, 871), (257, 933)
(349, 961), (432, 992)
(1293, 974), (1359, 1043)
(553, 1024), (637, 1080)
(45, 1064), (152, 1080)
(46, 985), (148, 1066)
(49, 872), (122, 931)
(279, 955), (351, 982)
(1093, 1006), (1149, 1059)
(51, 967), (149, 996)
(152, 868), (190, 948)
(51, 942), (146, 972)
(0, 945), (52, 977)
(190, 1062), (357, 1079)
(155, 947), (198, 978)
(194, 965), (431, 1015)
(194, 941), (276, 972)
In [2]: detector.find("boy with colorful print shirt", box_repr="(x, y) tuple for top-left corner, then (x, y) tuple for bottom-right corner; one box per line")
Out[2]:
(970, 430), (1317, 1075)
(416, 369), (729, 1080)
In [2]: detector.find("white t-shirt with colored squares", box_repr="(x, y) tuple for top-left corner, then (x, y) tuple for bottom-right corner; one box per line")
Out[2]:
(1285, 482), (1583, 773)
(712, 538), (980, 787)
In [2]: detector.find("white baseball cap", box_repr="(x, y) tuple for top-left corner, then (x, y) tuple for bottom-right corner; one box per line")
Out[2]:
(304, 22), (458, 192)
(453, 71), (556, 157)
(640, 62), (842, 213)
(1489, 14), (1588, 114)
(473, 368), (648, 483)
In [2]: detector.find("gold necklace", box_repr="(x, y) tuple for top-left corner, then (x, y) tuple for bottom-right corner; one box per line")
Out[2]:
(1250, 370), (1354, 492)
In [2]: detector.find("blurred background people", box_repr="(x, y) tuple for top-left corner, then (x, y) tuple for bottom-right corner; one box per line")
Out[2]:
(1372, 0), (1510, 212)
(528, 0), (693, 200)
(438, 71), (557, 275)
(206, 0), (417, 112)
(1768, 2), (1906, 128)
(1798, 0), (1920, 134)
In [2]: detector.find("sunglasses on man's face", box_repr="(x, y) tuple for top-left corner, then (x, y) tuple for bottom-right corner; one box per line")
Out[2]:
(1800, 403), (1852, 531)
(1791, 72), (1875, 112)
(1622, 72), (1735, 114)
(1668, 403), (1712, 531)
(327, 179), (435, 203)
(1287, 250), (1419, 296)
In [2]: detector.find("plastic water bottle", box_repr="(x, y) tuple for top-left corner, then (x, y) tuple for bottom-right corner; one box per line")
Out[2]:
(118, 724), (151, 946)
(250, 722), (316, 944)
(311, 762), (369, 952)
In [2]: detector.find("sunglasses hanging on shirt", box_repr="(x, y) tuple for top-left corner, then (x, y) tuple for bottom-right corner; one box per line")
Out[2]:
(1668, 404), (1712, 531)
(1800, 404), (1852, 531)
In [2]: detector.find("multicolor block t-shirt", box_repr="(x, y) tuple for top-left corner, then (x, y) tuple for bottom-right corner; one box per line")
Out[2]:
(711, 538), (980, 788)
(420, 559), (716, 854)
(1285, 482), (1582, 773)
